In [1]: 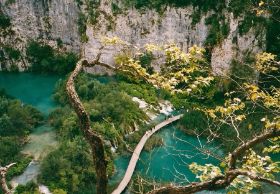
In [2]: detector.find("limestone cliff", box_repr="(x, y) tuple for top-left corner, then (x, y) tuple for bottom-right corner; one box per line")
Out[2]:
(84, 1), (265, 75)
(0, 0), (80, 70)
(0, 0), (265, 75)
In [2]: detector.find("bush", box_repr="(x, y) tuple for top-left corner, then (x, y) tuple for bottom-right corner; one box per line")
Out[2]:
(0, 93), (43, 167)
(204, 14), (229, 48)
(26, 41), (78, 74)
(39, 138), (96, 193)
(179, 110), (208, 133)
(139, 52), (154, 74)
(0, 13), (11, 29)
(3, 46), (21, 60)
(267, 20), (280, 58)
(15, 181), (39, 194)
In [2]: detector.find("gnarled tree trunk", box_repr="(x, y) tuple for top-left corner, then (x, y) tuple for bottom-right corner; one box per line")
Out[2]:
(66, 59), (108, 194)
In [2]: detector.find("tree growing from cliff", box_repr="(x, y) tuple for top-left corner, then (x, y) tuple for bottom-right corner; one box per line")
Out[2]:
(66, 37), (214, 194)
(66, 37), (279, 194)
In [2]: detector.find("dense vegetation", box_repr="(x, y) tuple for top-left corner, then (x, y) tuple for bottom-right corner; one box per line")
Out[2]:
(39, 74), (167, 193)
(1, 1), (280, 194)
(120, 0), (226, 12)
(26, 41), (78, 74)
(0, 4), (11, 30)
(0, 12), (11, 29)
(0, 90), (43, 193)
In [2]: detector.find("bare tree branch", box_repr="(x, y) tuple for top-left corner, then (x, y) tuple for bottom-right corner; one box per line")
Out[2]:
(148, 128), (280, 194)
(0, 163), (16, 194)
(229, 170), (280, 187)
(228, 128), (280, 169)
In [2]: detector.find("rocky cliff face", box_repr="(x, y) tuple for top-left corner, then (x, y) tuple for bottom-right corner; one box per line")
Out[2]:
(85, 1), (265, 75)
(0, 0), (80, 70)
(0, 0), (265, 74)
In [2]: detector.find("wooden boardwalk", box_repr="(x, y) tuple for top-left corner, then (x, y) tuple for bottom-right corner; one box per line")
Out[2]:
(111, 114), (184, 194)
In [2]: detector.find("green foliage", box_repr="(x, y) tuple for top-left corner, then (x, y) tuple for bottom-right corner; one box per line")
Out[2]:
(40, 138), (96, 193)
(26, 41), (78, 74)
(138, 52), (154, 74)
(15, 181), (39, 194)
(53, 74), (148, 137)
(0, 12), (11, 29)
(228, 0), (252, 18)
(122, 0), (226, 12)
(41, 74), (161, 192)
(56, 38), (63, 48)
(86, 0), (100, 25)
(191, 9), (202, 26)
(0, 93), (42, 188)
(6, 157), (32, 179)
(144, 135), (163, 151)
(4, 0), (16, 6)
(229, 59), (256, 88)
(267, 20), (280, 57)
(52, 189), (67, 194)
(111, 2), (122, 15)
(9, 63), (19, 72)
(3, 46), (21, 60)
(266, 2), (280, 58)
(54, 73), (166, 106)
(0, 100), (42, 165)
(74, 0), (84, 7)
(77, 13), (88, 43)
(239, 15), (266, 36)
(204, 14), (230, 49)
(228, 0), (267, 37)
(179, 110), (208, 132)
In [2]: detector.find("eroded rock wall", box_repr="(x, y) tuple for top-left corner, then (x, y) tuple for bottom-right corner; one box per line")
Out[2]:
(84, 1), (265, 75)
(0, 0), (80, 70)
(0, 0), (265, 74)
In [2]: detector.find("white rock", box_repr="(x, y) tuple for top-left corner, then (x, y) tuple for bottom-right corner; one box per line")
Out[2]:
(39, 185), (52, 194)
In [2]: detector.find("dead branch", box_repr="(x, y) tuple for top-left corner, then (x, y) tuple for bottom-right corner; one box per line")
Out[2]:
(0, 163), (16, 194)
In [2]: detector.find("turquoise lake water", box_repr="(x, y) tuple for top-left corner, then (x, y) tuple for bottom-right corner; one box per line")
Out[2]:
(0, 72), (61, 186)
(0, 72), (61, 114)
(0, 72), (224, 192)
(112, 120), (222, 186)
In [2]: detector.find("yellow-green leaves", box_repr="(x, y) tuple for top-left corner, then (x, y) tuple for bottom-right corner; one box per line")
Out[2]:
(144, 44), (161, 52)
(189, 163), (222, 181)
(244, 83), (280, 110)
(101, 36), (127, 46)
(256, 52), (279, 73)
(205, 98), (245, 119)
(263, 134), (280, 154)
(165, 44), (189, 65)
(105, 37), (213, 95)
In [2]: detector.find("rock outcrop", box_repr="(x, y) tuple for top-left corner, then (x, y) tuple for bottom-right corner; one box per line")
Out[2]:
(0, 0), (80, 70)
(0, 0), (265, 74)
(85, 2), (265, 75)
